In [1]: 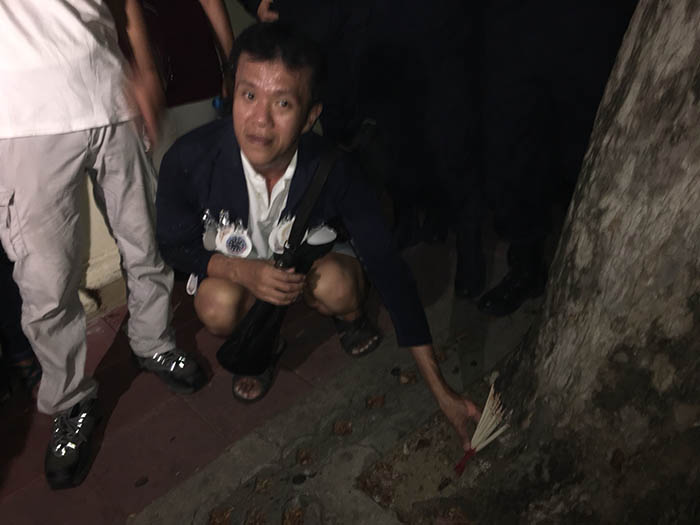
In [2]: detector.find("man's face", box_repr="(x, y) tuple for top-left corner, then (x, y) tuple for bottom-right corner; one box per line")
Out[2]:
(232, 53), (322, 176)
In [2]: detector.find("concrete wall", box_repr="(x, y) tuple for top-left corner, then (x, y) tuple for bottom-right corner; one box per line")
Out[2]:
(80, 1), (254, 312)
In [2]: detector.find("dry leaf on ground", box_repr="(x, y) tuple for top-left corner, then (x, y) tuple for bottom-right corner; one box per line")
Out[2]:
(366, 395), (386, 409)
(244, 508), (266, 525)
(253, 477), (270, 493)
(333, 420), (353, 435)
(399, 372), (418, 384)
(209, 506), (233, 525)
(282, 507), (304, 525)
(296, 448), (312, 465)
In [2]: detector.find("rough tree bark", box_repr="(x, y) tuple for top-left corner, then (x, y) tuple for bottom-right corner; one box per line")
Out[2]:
(443, 2), (700, 523)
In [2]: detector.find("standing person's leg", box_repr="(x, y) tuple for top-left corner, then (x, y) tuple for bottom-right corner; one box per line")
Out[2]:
(88, 121), (205, 393)
(0, 131), (101, 489)
(0, 244), (41, 392)
(476, 4), (551, 316)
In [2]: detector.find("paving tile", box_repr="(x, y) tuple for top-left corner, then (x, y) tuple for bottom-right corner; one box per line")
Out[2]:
(175, 317), (225, 376)
(170, 280), (198, 329)
(284, 336), (352, 386)
(279, 312), (336, 371)
(94, 358), (176, 437)
(0, 476), (125, 525)
(84, 318), (122, 375)
(89, 396), (228, 518)
(101, 303), (128, 333)
(0, 410), (50, 502)
(182, 367), (314, 442)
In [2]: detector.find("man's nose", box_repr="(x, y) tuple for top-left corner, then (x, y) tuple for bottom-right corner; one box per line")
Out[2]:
(252, 101), (273, 127)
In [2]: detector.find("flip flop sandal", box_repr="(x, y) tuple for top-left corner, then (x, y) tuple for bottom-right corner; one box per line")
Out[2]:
(231, 339), (286, 404)
(334, 315), (382, 358)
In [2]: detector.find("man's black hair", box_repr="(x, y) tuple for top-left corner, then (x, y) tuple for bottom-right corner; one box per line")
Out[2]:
(228, 22), (326, 105)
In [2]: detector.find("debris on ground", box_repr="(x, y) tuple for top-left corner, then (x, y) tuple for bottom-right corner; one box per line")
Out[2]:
(366, 394), (386, 409)
(415, 438), (431, 451)
(134, 476), (148, 488)
(332, 420), (353, 435)
(208, 506), (233, 525)
(399, 372), (418, 385)
(244, 508), (266, 525)
(437, 477), (452, 491)
(296, 448), (313, 465)
(355, 461), (398, 507)
(254, 477), (270, 493)
(282, 506), (304, 525)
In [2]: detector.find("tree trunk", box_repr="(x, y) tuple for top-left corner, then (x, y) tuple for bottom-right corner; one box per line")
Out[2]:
(452, 2), (700, 523)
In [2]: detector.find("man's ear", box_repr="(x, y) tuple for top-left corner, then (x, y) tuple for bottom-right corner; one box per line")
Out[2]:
(302, 102), (323, 133)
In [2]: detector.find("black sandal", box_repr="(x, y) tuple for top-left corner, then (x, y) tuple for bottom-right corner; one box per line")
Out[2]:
(334, 315), (382, 358)
(231, 339), (286, 404)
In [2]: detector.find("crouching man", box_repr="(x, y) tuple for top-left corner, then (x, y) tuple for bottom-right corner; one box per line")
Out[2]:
(156, 22), (479, 448)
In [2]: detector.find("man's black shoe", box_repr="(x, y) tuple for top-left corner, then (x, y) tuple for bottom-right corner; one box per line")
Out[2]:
(45, 397), (101, 490)
(134, 348), (206, 394)
(454, 226), (485, 299)
(477, 269), (546, 316)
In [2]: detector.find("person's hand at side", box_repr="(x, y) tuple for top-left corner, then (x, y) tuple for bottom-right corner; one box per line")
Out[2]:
(257, 0), (279, 22)
(129, 67), (165, 145)
(124, 0), (165, 145)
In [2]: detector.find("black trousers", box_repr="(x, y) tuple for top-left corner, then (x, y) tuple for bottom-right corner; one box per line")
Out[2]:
(0, 245), (33, 364)
(272, 0), (479, 225)
(479, 0), (637, 245)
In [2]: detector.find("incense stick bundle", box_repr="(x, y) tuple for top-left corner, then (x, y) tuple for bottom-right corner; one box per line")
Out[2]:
(454, 384), (509, 476)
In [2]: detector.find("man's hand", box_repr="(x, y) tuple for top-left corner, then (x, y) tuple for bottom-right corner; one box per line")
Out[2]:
(410, 344), (481, 451)
(257, 0), (279, 22)
(236, 259), (304, 305)
(128, 68), (165, 145)
(123, 0), (165, 145)
(439, 392), (482, 451)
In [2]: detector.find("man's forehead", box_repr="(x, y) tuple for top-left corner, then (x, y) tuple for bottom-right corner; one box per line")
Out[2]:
(236, 53), (312, 89)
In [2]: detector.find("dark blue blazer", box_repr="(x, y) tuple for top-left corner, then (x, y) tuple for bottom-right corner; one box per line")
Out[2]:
(156, 117), (431, 346)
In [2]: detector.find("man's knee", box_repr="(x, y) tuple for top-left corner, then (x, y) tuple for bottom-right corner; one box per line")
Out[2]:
(194, 278), (248, 336)
(306, 254), (365, 313)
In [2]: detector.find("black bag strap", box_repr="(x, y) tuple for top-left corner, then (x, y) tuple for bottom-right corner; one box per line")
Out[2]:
(286, 147), (341, 251)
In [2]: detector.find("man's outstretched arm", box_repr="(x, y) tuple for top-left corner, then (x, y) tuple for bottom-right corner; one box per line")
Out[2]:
(411, 345), (482, 451)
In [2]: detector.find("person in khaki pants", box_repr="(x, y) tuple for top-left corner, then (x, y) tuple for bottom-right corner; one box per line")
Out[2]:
(0, 0), (206, 489)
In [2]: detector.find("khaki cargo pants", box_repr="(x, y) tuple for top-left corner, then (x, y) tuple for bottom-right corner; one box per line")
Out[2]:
(0, 121), (175, 414)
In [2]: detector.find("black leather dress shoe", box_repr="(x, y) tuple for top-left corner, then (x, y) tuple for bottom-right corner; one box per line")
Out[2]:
(477, 268), (546, 316)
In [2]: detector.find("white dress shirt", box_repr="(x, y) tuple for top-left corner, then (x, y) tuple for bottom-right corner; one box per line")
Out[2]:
(240, 151), (298, 260)
(0, 0), (137, 139)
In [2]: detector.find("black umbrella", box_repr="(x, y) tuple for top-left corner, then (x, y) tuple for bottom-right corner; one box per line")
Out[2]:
(216, 230), (337, 375)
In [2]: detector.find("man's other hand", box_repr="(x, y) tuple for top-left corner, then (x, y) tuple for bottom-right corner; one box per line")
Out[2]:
(257, 0), (279, 22)
(238, 259), (304, 305)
